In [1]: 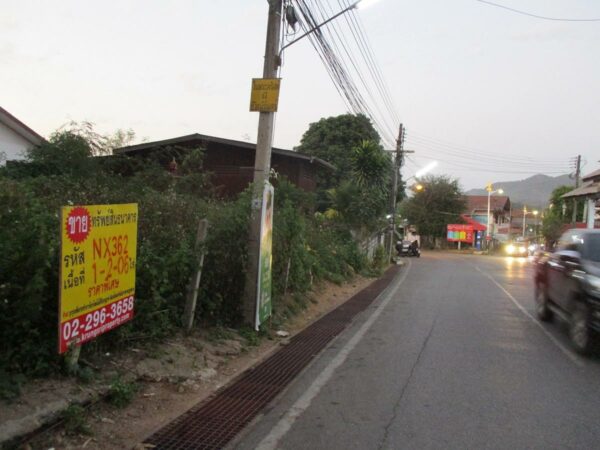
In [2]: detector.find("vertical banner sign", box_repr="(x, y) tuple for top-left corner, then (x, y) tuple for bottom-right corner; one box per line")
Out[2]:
(255, 183), (274, 330)
(59, 204), (138, 354)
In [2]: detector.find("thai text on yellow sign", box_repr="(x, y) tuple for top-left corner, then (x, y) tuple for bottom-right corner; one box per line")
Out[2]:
(250, 78), (281, 112)
(59, 203), (138, 353)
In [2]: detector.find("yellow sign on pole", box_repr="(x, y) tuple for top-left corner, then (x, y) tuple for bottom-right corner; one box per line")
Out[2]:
(250, 78), (281, 112)
(59, 203), (138, 353)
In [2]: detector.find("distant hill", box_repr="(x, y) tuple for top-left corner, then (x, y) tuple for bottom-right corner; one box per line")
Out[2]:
(465, 174), (573, 209)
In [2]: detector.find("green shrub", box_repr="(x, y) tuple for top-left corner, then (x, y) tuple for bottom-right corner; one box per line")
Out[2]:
(62, 404), (92, 435)
(107, 378), (138, 408)
(0, 130), (376, 383)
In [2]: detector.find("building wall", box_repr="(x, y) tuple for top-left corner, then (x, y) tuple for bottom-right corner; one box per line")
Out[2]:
(0, 121), (32, 164)
(198, 141), (317, 197)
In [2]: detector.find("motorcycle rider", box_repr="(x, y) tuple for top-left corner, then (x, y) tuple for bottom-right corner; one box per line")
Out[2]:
(409, 239), (419, 256)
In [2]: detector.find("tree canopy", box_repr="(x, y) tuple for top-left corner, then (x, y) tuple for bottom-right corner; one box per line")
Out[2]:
(399, 175), (465, 241)
(541, 185), (585, 244)
(295, 113), (382, 186)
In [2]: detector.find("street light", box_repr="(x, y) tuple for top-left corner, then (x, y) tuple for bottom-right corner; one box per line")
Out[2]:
(521, 207), (539, 237)
(279, 0), (379, 54)
(486, 183), (503, 250)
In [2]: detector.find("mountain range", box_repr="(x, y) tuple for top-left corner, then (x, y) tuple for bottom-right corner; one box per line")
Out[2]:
(465, 174), (573, 209)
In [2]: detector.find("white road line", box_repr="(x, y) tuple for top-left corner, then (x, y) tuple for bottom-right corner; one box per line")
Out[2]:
(475, 266), (584, 368)
(255, 262), (412, 450)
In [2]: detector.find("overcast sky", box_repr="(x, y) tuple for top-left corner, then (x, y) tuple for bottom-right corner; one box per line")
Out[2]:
(2, 0), (599, 190)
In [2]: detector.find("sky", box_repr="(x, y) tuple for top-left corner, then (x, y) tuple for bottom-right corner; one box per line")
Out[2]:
(2, 0), (599, 190)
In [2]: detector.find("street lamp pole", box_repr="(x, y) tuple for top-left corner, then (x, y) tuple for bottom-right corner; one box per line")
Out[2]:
(522, 205), (527, 238)
(485, 184), (503, 251)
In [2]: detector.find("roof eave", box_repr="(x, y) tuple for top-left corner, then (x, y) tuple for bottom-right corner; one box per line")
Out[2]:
(0, 106), (45, 145)
(115, 133), (336, 171)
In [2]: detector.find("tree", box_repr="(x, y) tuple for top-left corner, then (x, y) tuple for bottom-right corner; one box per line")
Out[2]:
(547, 185), (584, 222)
(57, 121), (137, 156)
(541, 185), (585, 245)
(399, 175), (465, 247)
(324, 139), (391, 235)
(295, 113), (382, 187)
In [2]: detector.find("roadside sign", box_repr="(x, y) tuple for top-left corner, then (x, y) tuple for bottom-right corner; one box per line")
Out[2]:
(59, 204), (138, 353)
(447, 224), (474, 243)
(255, 183), (274, 330)
(250, 78), (281, 112)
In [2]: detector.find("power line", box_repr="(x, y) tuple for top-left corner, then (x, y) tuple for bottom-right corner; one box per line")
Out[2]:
(404, 139), (571, 170)
(475, 0), (600, 22)
(410, 153), (569, 175)
(406, 131), (569, 164)
(290, 0), (400, 149)
(312, 0), (398, 142)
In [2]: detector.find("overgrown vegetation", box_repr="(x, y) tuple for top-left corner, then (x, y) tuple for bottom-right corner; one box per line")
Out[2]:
(62, 404), (92, 435)
(296, 114), (393, 236)
(541, 185), (586, 246)
(107, 377), (138, 408)
(0, 122), (379, 388)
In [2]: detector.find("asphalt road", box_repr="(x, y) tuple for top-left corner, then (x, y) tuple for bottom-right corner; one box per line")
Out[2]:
(233, 252), (600, 450)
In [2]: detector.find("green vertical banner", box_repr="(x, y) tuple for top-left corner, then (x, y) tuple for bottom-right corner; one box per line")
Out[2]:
(255, 182), (274, 330)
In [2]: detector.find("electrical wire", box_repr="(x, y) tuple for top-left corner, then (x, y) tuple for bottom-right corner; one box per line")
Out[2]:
(309, 0), (398, 142)
(404, 137), (572, 170)
(475, 0), (600, 22)
(410, 152), (569, 175)
(291, 0), (400, 149)
(406, 131), (569, 164)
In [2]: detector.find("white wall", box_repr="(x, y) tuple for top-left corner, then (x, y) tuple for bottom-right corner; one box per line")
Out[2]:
(0, 121), (33, 164)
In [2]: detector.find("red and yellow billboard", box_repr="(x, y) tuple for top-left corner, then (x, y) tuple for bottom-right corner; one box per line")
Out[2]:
(59, 204), (138, 353)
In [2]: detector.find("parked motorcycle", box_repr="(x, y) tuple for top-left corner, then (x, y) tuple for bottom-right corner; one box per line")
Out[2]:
(396, 240), (420, 257)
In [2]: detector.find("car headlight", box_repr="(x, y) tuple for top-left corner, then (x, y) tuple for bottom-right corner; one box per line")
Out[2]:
(506, 244), (515, 254)
(518, 246), (527, 254)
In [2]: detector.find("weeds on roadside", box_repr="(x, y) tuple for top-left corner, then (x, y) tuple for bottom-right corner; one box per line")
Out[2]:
(238, 327), (261, 347)
(62, 404), (92, 436)
(207, 326), (235, 343)
(0, 371), (24, 401)
(107, 378), (138, 408)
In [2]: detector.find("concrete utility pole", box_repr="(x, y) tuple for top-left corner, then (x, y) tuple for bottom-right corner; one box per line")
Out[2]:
(243, 0), (283, 326)
(572, 154), (581, 224)
(388, 124), (404, 260)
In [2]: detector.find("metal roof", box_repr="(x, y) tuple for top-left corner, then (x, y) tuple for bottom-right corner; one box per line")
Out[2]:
(582, 168), (600, 182)
(561, 180), (600, 199)
(115, 133), (335, 171)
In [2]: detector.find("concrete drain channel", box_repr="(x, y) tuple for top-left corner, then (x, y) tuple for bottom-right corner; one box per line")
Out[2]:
(144, 265), (399, 449)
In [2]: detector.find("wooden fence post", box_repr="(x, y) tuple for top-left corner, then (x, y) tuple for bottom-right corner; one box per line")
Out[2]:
(183, 219), (209, 333)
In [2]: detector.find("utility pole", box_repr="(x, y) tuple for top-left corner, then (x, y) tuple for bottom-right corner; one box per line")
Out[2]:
(389, 124), (414, 261)
(572, 155), (581, 224)
(388, 124), (409, 261)
(243, 0), (283, 327)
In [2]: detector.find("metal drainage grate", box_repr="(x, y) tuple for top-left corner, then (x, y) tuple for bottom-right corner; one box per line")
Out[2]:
(144, 266), (399, 449)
